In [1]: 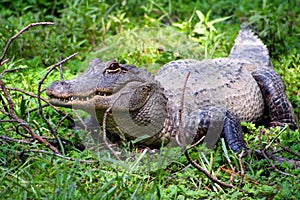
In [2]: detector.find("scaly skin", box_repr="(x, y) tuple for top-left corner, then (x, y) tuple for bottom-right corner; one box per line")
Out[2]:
(46, 27), (296, 154)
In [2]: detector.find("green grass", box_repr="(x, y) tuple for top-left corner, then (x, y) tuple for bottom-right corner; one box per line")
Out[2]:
(0, 0), (300, 199)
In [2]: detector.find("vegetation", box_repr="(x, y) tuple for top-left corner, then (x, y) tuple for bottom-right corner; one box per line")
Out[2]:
(0, 0), (299, 199)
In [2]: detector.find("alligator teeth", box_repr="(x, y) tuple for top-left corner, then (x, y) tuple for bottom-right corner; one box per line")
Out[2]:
(54, 91), (113, 103)
(95, 91), (112, 96)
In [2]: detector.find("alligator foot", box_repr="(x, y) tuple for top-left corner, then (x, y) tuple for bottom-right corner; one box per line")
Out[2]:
(222, 111), (250, 157)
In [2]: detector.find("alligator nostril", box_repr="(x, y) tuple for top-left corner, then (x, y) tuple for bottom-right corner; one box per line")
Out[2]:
(48, 80), (61, 87)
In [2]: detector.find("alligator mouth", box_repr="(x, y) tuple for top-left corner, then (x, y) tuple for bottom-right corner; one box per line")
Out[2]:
(47, 80), (145, 109)
(48, 90), (113, 105)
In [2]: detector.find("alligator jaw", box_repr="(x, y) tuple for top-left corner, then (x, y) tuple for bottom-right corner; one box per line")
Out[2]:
(47, 89), (114, 108)
(46, 80), (150, 110)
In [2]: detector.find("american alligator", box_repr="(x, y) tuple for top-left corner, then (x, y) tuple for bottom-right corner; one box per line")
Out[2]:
(46, 27), (296, 155)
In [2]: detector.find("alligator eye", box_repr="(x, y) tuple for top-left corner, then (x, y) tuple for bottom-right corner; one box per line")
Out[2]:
(109, 62), (119, 70)
(105, 61), (121, 73)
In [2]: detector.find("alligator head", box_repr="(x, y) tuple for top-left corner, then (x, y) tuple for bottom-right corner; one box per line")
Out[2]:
(46, 58), (168, 144)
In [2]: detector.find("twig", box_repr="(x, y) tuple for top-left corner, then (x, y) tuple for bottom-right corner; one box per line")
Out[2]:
(6, 86), (49, 102)
(0, 135), (32, 144)
(264, 125), (287, 151)
(73, 109), (88, 131)
(0, 93), (9, 113)
(22, 104), (48, 117)
(265, 151), (300, 168)
(0, 58), (9, 66)
(20, 149), (96, 163)
(0, 76), (61, 155)
(16, 123), (32, 138)
(230, 167), (236, 186)
(54, 113), (71, 134)
(178, 72), (234, 188)
(59, 54), (64, 81)
(257, 129), (297, 177)
(0, 22), (76, 155)
(279, 144), (300, 157)
(178, 71), (190, 150)
(0, 22), (54, 64)
(102, 93), (128, 160)
(238, 151), (245, 177)
(0, 79), (15, 116)
(0, 66), (27, 76)
(260, 150), (297, 177)
(0, 108), (10, 117)
(184, 150), (234, 188)
(5, 87), (74, 123)
(186, 136), (206, 150)
(37, 52), (78, 135)
(0, 119), (19, 123)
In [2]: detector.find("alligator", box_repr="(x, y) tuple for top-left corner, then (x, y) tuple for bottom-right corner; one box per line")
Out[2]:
(46, 27), (296, 155)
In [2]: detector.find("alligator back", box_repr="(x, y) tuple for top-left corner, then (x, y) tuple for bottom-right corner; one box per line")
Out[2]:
(155, 58), (265, 123)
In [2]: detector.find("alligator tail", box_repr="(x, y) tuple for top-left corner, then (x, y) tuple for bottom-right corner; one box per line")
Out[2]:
(229, 25), (273, 69)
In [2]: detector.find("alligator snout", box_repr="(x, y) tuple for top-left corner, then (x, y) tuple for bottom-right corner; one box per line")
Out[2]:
(46, 81), (73, 98)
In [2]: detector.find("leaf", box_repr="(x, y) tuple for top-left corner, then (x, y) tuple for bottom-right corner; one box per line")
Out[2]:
(195, 10), (205, 23)
(210, 16), (232, 25)
(260, 185), (277, 195)
(132, 135), (152, 144)
(193, 23), (206, 35)
(20, 95), (27, 117)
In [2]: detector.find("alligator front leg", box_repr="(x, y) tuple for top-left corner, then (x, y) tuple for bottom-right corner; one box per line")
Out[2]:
(252, 67), (296, 130)
(186, 108), (249, 155)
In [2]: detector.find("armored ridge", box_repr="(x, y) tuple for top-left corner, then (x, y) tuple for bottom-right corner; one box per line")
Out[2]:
(229, 26), (273, 69)
(46, 27), (296, 154)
